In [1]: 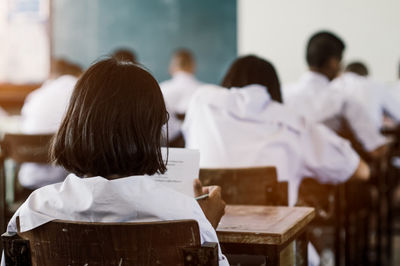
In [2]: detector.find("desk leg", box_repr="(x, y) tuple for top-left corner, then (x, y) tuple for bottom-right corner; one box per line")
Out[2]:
(295, 231), (308, 266)
(265, 245), (280, 265)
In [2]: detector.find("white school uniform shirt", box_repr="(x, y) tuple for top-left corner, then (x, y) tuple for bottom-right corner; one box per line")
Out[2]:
(1, 174), (228, 266)
(160, 71), (203, 115)
(18, 75), (76, 189)
(285, 71), (386, 152)
(161, 72), (203, 140)
(390, 81), (400, 99)
(182, 84), (360, 207)
(331, 72), (400, 128)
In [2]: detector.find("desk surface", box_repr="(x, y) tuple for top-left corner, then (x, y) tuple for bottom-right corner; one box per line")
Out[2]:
(217, 205), (315, 245)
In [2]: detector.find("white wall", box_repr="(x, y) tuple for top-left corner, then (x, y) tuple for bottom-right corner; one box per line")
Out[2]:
(238, 0), (400, 84)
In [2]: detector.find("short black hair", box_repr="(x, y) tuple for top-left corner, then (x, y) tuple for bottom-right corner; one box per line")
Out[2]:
(306, 31), (345, 68)
(51, 58), (168, 178)
(345, 61), (369, 76)
(221, 55), (282, 103)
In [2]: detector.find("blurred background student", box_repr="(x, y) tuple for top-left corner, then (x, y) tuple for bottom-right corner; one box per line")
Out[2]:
(284, 31), (387, 160)
(18, 59), (82, 189)
(160, 49), (203, 143)
(331, 61), (400, 129)
(161, 48), (203, 117)
(183, 55), (370, 265)
(183, 55), (369, 206)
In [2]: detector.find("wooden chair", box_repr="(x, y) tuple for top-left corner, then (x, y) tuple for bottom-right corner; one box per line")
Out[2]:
(321, 117), (390, 265)
(297, 177), (377, 266)
(297, 178), (345, 265)
(199, 167), (288, 206)
(1, 219), (218, 266)
(0, 134), (54, 233)
(200, 167), (296, 265)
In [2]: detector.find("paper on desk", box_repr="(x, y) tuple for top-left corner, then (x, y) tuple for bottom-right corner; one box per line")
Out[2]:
(148, 148), (200, 197)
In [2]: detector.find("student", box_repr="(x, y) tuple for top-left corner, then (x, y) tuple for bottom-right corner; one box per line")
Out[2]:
(183, 55), (371, 266)
(160, 49), (203, 142)
(331, 61), (400, 128)
(18, 59), (82, 189)
(111, 47), (137, 63)
(345, 61), (369, 76)
(183, 55), (370, 207)
(161, 48), (203, 115)
(2, 59), (228, 266)
(284, 31), (386, 158)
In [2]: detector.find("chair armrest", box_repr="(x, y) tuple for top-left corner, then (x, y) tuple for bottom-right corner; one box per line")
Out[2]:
(182, 242), (218, 266)
(1, 232), (31, 266)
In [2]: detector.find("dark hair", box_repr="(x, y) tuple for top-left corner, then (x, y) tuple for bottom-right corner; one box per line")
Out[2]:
(51, 58), (83, 77)
(112, 48), (137, 63)
(345, 61), (369, 76)
(221, 55), (282, 103)
(171, 48), (195, 70)
(306, 31), (345, 68)
(51, 58), (168, 178)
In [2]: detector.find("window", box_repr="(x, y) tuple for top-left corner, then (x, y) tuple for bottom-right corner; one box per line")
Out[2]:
(0, 0), (50, 83)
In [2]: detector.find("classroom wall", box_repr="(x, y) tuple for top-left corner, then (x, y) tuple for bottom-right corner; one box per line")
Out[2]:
(238, 0), (400, 84)
(53, 0), (237, 84)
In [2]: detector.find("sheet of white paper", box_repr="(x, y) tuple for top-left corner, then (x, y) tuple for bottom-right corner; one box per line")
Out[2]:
(148, 148), (200, 197)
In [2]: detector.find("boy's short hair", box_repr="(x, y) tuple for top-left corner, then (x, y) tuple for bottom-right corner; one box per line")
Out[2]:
(221, 55), (282, 103)
(345, 61), (369, 76)
(170, 48), (195, 71)
(306, 31), (345, 68)
(51, 58), (168, 178)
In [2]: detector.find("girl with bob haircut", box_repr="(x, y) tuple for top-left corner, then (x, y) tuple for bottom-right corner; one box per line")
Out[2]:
(221, 55), (283, 103)
(2, 58), (228, 266)
(183, 55), (370, 265)
(183, 54), (369, 207)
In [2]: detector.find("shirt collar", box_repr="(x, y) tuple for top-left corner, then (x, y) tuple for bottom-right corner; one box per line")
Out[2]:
(302, 70), (330, 87)
(172, 71), (195, 80)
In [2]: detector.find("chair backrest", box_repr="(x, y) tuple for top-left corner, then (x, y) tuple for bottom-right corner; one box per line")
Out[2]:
(199, 167), (288, 206)
(1, 133), (54, 164)
(0, 134), (54, 234)
(2, 219), (218, 266)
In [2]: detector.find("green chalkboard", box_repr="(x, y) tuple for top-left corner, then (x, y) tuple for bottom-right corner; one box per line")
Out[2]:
(52, 0), (237, 84)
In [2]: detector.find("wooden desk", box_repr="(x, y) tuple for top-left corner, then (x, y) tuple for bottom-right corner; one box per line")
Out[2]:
(0, 83), (40, 114)
(217, 205), (315, 266)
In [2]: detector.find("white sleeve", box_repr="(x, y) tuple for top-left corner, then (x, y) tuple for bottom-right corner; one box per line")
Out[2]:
(341, 99), (386, 152)
(300, 121), (360, 184)
(192, 201), (229, 266)
(381, 86), (400, 122)
(1, 252), (5, 266)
